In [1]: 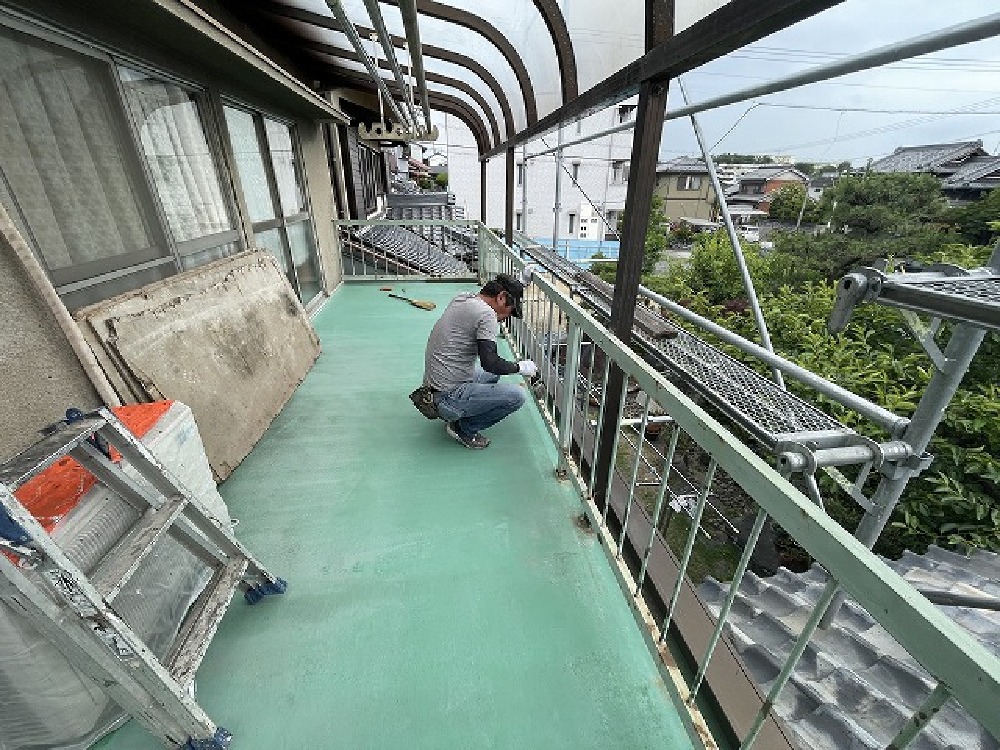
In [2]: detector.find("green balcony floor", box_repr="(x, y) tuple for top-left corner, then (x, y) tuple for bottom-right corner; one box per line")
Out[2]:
(96, 282), (697, 750)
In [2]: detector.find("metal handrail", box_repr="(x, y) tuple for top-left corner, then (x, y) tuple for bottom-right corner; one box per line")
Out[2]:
(478, 238), (1000, 749)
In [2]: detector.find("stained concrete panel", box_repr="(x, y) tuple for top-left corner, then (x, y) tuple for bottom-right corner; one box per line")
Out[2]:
(76, 252), (320, 479)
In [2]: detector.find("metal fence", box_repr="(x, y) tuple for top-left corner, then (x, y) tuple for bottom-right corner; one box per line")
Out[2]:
(477, 232), (1000, 750)
(334, 219), (480, 281)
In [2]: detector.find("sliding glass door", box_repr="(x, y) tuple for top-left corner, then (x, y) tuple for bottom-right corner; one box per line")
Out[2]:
(223, 105), (322, 304)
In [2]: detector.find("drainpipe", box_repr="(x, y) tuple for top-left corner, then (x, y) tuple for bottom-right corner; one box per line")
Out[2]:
(0, 202), (121, 407)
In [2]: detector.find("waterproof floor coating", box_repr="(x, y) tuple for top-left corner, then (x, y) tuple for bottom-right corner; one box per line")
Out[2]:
(95, 282), (697, 750)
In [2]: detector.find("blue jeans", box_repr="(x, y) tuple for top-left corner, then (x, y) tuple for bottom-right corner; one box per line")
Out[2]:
(435, 368), (527, 438)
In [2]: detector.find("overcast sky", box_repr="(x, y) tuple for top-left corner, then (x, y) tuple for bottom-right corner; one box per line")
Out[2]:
(660, 0), (1000, 165)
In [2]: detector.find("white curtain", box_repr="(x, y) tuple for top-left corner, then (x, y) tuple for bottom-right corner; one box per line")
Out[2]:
(119, 68), (232, 243)
(0, 29), (154, 272)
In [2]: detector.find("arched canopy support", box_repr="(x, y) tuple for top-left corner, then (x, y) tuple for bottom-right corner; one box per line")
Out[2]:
(531, 0), (578, 103)
(483, 0), (842, 158)
(381, 0), (538, 125)
(296, 37), (501, 145)
(250, 2), (515, 138)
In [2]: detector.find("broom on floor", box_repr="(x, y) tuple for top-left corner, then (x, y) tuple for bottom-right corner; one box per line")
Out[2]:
(386, 293), (436, 311)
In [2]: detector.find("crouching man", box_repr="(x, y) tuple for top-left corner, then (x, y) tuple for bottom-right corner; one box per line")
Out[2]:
(422, 272), (537, 449)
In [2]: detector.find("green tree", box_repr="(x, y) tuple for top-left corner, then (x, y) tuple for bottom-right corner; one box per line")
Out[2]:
(951, 187), (1000, 245)
(434, 172), (448, 189)
(602, 196), (670, 278)
(767, 183), (820, 223)
(642, 236), (999, 556)
(821, 173), (947, 235)
(793, 162), (816, 176)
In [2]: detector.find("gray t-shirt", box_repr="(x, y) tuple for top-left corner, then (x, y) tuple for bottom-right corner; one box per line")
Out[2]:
(423, 292), (497, 391)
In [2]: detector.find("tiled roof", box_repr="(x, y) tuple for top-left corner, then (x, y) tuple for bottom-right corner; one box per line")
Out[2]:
(740, 166), (808, 181)
(809, 175), (837, 189)
(942, 155), (1000, 188)
(870, 142), (986, 174)
(657, 157), (710, 174)
(700, 545), (1000, 750)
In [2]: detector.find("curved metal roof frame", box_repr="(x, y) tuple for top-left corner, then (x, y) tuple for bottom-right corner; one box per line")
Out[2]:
(313, 40), (503, 144)
(530, 0), (578, 102)
(331, 67), (491, 152)
(224, 0), (842, 160)
(381, 0), (539, 125)
(252, 2), (516, 140)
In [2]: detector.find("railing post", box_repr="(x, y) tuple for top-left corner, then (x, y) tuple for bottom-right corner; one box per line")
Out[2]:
(481, 159), (488, 228)
(556, 322), (583, 477)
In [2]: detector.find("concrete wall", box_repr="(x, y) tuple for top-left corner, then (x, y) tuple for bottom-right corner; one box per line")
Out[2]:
(0, 236), (101, 463)
(297, 118), (342, 296)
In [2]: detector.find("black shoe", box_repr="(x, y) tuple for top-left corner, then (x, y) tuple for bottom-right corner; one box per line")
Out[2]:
(445, 421), (490, 449)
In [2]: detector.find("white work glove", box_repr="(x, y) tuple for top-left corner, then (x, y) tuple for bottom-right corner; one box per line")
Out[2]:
(518, 264), (538, 287)
(518, 360), (538, 378)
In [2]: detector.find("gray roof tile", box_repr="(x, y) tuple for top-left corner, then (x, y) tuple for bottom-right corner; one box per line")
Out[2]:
(870, 141), (986, 174)
(699, 546), (1000, 749)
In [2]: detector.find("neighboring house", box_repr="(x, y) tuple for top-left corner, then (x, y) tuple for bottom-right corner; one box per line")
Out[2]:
(407, 157), (431, 182)
(714, 156), (793, 191)
(455, 99), (638, 243)
(807, 172), (838, 201)
(941, 155), (1000, 203)
(727, 166), (809, 215)
(654, 157), (719, 222)
(869, 141), (999, 204)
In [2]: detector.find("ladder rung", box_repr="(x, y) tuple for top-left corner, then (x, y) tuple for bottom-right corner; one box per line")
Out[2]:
(168, 556), (249, 689)
(0, 417), (107, 490)
(91, 495), (190, 601)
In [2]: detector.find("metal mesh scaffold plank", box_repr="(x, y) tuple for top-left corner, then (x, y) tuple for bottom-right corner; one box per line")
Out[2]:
(641, 328), (848, 446)
(517, 240), (851, 449)
(880, 276), (1000, 331)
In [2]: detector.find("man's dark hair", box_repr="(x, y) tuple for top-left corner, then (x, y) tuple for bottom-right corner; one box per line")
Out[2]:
(481, 274), (524, 317)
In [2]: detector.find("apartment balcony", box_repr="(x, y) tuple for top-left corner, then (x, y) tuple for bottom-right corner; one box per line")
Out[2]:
(88, 228), (999, 749)
(91, 278), (702, 749)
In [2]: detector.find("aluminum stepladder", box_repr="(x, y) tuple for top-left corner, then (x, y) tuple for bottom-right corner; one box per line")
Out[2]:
(0, 408), (286, 750)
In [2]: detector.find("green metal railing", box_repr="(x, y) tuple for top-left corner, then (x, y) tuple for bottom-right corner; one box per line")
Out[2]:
(334, 217), (999, 747)
(474, 228), (1000, 750)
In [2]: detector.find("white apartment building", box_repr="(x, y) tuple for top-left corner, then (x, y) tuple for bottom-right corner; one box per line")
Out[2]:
(441, 99), (639, 247)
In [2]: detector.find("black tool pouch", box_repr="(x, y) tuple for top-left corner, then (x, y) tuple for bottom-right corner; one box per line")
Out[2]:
(409, 385), (439, 419)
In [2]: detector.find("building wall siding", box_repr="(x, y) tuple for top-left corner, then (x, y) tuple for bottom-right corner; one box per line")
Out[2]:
(0, 232), (100, 463)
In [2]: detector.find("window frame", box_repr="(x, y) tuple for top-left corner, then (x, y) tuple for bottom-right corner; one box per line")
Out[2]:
(612, 160), (630, 184)
(114, 63), (243, 270)
(220, 100), (322, 304)
(0, 20), (178, 294)
(676, 174), (703, 191)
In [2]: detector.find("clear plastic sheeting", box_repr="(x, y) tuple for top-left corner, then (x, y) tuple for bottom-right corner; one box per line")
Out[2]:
(432, 0), (562, 115)
(563, 0), (645, 93)
(0, 402), (230, 750)
(675, 0), (733, 34)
